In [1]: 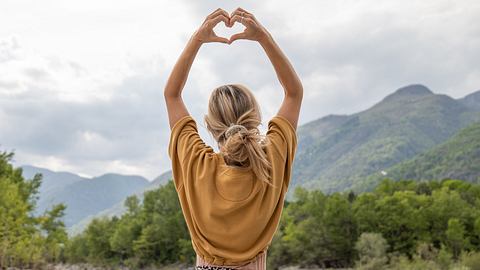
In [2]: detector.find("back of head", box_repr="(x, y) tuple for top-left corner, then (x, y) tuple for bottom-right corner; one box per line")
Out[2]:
(204, 84), (275, 188)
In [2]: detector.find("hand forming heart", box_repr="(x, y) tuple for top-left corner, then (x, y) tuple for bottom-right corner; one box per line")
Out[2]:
(193, 7), (269, 45)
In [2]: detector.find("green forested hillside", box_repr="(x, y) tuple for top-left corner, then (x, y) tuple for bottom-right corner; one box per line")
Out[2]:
(356, 121), (480, 191)
(290, 85), (480, 198)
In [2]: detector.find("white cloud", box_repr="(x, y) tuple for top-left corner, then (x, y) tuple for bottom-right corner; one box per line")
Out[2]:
(1, 0), (479, 179)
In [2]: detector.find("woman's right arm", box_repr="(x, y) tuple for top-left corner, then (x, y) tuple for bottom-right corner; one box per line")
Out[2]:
(229, 8), (303, 130)
(259, 31), (303, 130)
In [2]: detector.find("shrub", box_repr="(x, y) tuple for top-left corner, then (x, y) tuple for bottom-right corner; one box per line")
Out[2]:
(354, 232), (388, 269)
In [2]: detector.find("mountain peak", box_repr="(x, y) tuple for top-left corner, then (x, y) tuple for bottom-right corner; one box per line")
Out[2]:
(392, 84), (433, 97)
(381, 84), (434, 103)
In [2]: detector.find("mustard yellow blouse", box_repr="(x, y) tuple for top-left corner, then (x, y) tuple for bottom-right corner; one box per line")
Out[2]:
(168, 114), (297, 266)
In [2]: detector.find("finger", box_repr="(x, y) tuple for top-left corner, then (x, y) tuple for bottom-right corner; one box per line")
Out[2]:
(231, 8), (255, 24)
(237, 7), (252, 15)
(207, 8), (223, 18)
(229, 32), (247, 43)
(205, 8), (229, 22)
(231, 10), (254, 24)
(231, 10), (252, 19)
(230, 14), (253, 27)
(208, 14), (230, 28)
(211, 35), (230, 44)
(244, 18), (257, 27)
(231, 7), (252, 17)
(230, 8), (242, 20)
(235, 8), (253, 18)
(205, 8), (221, 22)
(206, 10), (229, 25)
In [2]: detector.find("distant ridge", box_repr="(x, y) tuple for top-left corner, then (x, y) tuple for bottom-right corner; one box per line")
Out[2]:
(20, 166), (149, 227)
(460, 90), (480, 111)
(150, 170), (173, 186)
(69, 170), (173, 235)
(21, 165), (86, 195)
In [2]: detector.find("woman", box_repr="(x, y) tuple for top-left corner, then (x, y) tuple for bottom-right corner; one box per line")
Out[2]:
(165, 7), (303, 270)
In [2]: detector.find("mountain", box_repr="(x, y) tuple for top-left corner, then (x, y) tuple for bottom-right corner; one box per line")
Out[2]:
(288, 84), (480, 198)
(20, 166), (150, 227)
(150, 170), (173, 186)
(297, 114), (350, 155)
(357, 121), (480, 190)
(69, 170), (173, 235)
(460, 90), (480, 111)
(21, 165), (86, 196)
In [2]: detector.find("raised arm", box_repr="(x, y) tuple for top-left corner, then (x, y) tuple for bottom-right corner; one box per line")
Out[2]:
(164, 8), (230, 130)
(229, 8), (303, 130)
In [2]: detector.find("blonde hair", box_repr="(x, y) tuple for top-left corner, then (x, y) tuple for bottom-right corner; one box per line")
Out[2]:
(204, 84), (277, 189)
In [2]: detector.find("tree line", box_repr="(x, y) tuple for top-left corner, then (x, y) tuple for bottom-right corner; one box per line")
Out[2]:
(2, 150), (480, 269)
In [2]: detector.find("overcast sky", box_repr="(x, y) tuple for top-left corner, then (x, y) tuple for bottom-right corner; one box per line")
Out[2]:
(1, 0), (479, 180)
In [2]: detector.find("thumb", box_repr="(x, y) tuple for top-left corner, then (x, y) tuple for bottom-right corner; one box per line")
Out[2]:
(229, 32), (247, 43)
(211, 36), (230, 44)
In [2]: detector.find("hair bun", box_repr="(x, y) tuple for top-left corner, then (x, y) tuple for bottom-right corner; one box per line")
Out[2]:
(225, 124), (248, 139)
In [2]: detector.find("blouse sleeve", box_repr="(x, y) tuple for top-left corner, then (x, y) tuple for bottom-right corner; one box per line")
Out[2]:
(168, 115), (215, 191)
(266, 115), (298, 188)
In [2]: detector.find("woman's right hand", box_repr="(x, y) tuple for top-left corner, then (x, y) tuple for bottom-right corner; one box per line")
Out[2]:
(193, 8), (231, 44)
(228, 7), (269, 44)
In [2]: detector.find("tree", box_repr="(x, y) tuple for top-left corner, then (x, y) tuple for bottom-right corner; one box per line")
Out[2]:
(0, 150), (67, 268)
(445, 218), (466, 259)
(84, 217), (117, 263)
(39, 203), (68, 262)
(354, 232), (389, 269)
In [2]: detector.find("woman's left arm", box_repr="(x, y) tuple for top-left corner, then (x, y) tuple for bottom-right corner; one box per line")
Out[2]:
(164, 8), (230, 130)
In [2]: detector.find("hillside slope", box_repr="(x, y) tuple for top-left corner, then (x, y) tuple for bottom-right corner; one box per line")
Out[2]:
(356, 121), (480, 191)
(289, 84), (480, 198)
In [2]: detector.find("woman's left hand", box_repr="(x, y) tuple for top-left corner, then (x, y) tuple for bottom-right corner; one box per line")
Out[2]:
(192, 8), (231, 44)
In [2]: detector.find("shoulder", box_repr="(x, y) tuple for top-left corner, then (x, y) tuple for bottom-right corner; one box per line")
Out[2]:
(268, 115), (297, 136)
(266, 115), (298, 159)
(168, 115), (214, 161)
(170, 115), (197, 133)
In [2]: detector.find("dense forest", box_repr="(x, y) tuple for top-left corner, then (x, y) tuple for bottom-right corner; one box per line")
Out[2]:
(2, 150), (480, 269)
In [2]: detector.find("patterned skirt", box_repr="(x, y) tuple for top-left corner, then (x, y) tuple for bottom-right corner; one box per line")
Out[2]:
(195, 250), (267, 270)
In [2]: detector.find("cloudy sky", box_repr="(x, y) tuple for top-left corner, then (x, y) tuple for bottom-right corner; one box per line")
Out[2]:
(1, 0), (479, 180)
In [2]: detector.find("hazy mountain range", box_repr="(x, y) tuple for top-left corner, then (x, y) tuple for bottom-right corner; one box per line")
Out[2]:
(19, 84), (480, 232)
(68, 170), (172, 235)
(21, 166), (151, 227)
